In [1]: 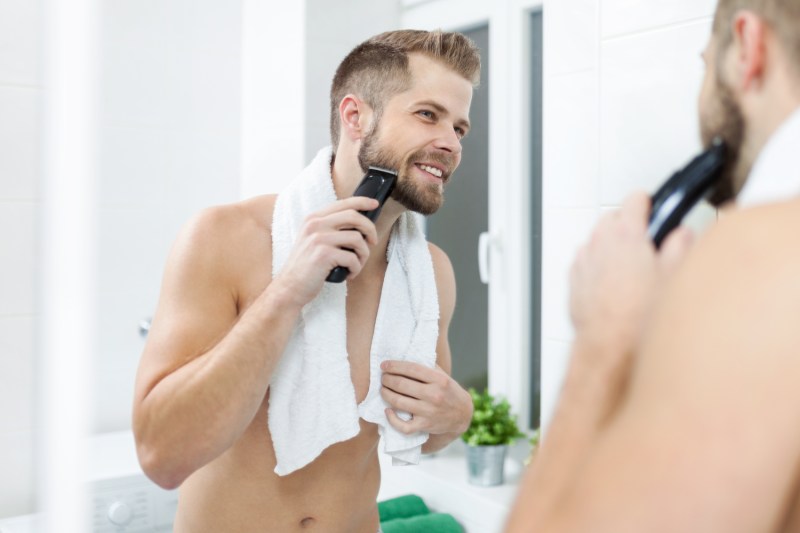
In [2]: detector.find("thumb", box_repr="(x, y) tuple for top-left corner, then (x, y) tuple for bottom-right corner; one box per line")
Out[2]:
(658, 225), (695, 275)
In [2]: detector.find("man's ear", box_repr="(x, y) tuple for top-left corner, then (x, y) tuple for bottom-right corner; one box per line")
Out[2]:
(731, 10), (767, 91)
(339, 95), (373, 142)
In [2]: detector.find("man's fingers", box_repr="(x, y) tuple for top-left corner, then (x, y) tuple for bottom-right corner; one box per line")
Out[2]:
(384, 408), (419, 435)
(659, 225), (695, 274)
(321, 209), (379, 245)
(619, 190), (652, 230)
(303, 209), (378, 246)
(381, 373), (424, 400)
(327, 229), (370, 261)
(313, 196), (379, 218)
(381, 386), (421, 414)
(380, 360), (434, 383)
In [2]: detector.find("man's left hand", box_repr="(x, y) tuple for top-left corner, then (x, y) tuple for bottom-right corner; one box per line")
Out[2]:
(380, 360), (472, 436)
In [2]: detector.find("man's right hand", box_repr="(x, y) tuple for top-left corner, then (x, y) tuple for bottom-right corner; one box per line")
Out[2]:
(272, 196), (380, 307)
(569, 191), (694, 365)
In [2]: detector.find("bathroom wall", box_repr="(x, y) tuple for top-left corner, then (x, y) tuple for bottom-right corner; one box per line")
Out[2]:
(0, 0), (245, 517)
(304, 0), (400, 161)
(540, 0), (719, 428)
(0, 0), (41, 518)
(240, 0), (400, 198)
(92, 0), (243, 433)
(93, 0), (399, 435)
(0, 0), (399, 517)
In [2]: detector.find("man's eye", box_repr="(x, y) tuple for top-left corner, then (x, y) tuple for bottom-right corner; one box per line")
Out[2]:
(418, 110), (435, 119)
(455, 127), (466, 138)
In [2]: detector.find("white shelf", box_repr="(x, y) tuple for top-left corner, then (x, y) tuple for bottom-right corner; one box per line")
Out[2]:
(378, 440), (529, 533)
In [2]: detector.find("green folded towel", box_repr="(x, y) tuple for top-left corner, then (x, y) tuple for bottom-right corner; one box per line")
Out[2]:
(378, 494), (430, 522)
(381, 513), (463, 533)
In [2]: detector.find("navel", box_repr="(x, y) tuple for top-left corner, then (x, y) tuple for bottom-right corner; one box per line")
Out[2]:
(300, 516), (317, 528)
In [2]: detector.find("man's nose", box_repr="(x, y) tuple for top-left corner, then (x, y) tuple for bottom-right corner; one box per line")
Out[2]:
(432, 124), (462, 155)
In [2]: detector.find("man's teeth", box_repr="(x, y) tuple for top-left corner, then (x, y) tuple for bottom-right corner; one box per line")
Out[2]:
(419, 164), (443, 178)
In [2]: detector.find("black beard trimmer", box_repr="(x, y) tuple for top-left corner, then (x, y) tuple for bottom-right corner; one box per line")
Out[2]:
(648, 137), (727, 248)
(325, 166), (398, 283)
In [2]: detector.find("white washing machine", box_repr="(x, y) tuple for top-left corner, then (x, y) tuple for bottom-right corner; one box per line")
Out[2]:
(0, 431), (176, 533)
(88, 430), (178, 532)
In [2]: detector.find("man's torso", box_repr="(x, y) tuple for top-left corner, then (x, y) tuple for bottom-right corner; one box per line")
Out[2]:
(172, 195), (388, 533)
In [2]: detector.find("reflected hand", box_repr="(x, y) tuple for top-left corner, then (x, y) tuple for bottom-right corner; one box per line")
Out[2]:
(272, 196), (380, 307)
(380, 360), (472, 436)
(569, 191), (694, 357)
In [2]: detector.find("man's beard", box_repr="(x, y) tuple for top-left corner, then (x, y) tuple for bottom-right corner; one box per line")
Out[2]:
(357, 127), (455, 216)
(700, 74), (748, 207)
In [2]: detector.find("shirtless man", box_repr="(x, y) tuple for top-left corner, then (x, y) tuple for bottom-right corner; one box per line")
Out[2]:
(132, 30), (479, 533)
(505, 1), (800, 531)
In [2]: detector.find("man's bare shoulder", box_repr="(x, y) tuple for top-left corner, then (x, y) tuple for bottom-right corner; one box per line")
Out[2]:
(687, 197), (800, 285)
(166, 195), (278, 288)
(190, 194), (276, 236)
(647, 196), (800, 367)
(178, 194), (277, 250)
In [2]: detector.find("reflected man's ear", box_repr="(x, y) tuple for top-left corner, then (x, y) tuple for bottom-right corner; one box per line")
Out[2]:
(731, 11), (767, 91)
(339, 95), (373, 142)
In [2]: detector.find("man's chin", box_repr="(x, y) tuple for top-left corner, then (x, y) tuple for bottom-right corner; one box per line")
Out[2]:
(395, 197), (442, 216)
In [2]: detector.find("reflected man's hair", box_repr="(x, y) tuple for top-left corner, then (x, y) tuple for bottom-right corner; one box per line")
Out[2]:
(713, 0), (800, 75)
(329, 29), (481, 151)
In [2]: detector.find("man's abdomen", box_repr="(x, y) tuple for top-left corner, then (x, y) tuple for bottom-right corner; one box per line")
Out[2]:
(173, 411), (382, 533)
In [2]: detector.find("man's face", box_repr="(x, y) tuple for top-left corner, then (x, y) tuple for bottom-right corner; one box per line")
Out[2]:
(357, 54), (473, 215)
(698, 37), (748, 206)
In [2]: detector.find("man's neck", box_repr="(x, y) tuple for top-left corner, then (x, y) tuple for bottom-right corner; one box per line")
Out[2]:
(744, 66), (800, 161)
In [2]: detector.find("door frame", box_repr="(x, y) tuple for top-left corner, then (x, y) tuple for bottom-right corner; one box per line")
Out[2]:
(401, 0), (543, 428)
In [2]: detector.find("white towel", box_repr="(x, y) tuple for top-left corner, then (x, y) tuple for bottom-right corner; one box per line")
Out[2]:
(269, 146), (440, 476)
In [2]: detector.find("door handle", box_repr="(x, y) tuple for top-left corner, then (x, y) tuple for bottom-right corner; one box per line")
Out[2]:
(478, 231), (491, 284)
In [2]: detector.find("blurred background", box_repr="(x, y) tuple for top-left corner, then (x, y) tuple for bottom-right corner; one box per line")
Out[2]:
(0, 0), (718, 531)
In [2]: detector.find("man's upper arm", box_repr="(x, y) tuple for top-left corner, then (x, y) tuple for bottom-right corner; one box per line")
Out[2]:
(555, 206), (800, 532)
(134, 206), (245, 403)
(429, 243), (456, 374)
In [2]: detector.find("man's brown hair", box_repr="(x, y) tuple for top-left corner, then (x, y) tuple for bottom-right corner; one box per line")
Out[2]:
(329, 29), (481, 151)
(713, 0), (800, 71)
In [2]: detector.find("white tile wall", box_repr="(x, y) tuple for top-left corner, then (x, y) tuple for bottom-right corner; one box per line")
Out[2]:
(543, 70), (599, 208)
(0, 316), (35, 432)
(0, 87), (40, 200)
(0, 0), (41, 86)
(599, 19), (712, 206)
(0, 0), (249, 519)
(93, 205), (175, 433)
(98, 125), (171, 208)
(99, 43), (183, 129)
(0, 430), (36, 518)
(241, 0), (305, 197)
(0, 1), (41, 519)
(541, 0), (720, 431)
(93, 0), (242, 433)
(0, 202), (37, 316)
(601, 0), (716, 38)
(304, 0), (400, 161)
(543, 0), (598, 76)
(540, 339), (570, 431)
(540, 208), (599, 343)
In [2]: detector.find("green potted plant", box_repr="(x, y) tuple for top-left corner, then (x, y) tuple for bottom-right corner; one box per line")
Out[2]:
(461, 388), (526, 486)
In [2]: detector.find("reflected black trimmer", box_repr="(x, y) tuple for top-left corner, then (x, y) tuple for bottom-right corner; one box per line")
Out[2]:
(325, 166), (398, 283)
(648, 137), (727, 248)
